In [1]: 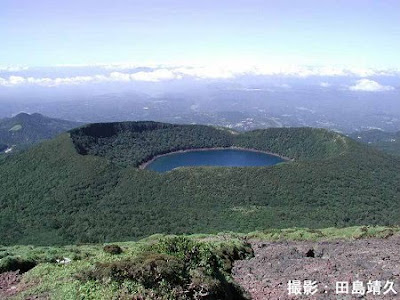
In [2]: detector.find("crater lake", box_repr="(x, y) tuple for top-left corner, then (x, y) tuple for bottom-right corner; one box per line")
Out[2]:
(144, 149), (286, 172)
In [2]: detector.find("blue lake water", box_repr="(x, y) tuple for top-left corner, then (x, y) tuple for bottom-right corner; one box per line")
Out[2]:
(145, 149), (285, 173)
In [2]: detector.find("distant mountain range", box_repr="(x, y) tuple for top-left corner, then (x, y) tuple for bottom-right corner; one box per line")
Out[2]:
(350, 130), (400, 156)
(0, 113), (82, 152)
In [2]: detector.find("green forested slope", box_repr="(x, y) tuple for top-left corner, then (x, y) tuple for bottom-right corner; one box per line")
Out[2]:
(0, 122), (399, 246)
(0, 112), (81, 150)
(70, 122), (354, 166)
(70, 122), (234, 167)
(350, 129), (400, 156)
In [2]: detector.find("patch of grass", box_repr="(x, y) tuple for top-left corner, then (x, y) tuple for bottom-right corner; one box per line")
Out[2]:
(231, 205), (265, 215)
(9, 124), (22, 131)
(246, 225), (400, 241)
(4, 236), (252, 300)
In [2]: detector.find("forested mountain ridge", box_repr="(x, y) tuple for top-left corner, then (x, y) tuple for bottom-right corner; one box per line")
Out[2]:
(70, 121), (356, 167)
(350, 129), (400, 156)
(0, 122), (399, 246)
(0, 112), (81, 151)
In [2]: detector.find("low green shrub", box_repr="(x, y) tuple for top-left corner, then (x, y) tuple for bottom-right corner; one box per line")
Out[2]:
(103, 244), (123, 255)
(81, 252), (183, 286)
(79, 237), (252, 299)
(0, 256), (37, 273)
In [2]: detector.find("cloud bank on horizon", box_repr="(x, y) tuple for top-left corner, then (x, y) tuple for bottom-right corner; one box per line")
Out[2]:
(0, 64), (398, 92)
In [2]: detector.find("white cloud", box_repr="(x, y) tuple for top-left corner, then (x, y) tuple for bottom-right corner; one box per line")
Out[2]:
(109, 72), (131, 82)
(100, 62), (400, 78)
(130, 69), (180, 81)
(102, 62), (165, 70)
(0, 74), (109, 87)
(0, 64), (399, 87)
(99, 62), (400, 78)
(320, 82), (331, 87)
(8, 76), (26, 85)
(174, 66), (236, 79)
(349, 79), (395, 92)
(0, 70), (181, 87)
(0, 66), (28, 72)
(25, 75), (108, 87)
(0, 77), (8, 86)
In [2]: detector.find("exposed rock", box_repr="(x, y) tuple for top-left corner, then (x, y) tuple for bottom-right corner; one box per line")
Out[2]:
(233, 235), (400, 299)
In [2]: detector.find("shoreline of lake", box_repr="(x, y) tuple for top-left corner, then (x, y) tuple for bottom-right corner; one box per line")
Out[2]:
(138, 147), (293, 170)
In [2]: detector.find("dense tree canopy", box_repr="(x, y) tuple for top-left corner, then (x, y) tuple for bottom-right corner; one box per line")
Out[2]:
(70, 122), (354, 167)
(0, 122), (399, 245)
(350, 129), (400, 157)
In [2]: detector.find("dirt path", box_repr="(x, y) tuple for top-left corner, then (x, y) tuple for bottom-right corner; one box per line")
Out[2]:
(232, 235), (400, 299)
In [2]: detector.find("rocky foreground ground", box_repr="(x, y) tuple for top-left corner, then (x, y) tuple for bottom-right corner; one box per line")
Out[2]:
(232, 234), (400, 299)
(0, 271), (20, 298)
(1, 233), (399, 300)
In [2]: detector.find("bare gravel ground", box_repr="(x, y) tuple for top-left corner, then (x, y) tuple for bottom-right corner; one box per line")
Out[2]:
(232, 234), (400, 299)
(0, 271), (21, 298)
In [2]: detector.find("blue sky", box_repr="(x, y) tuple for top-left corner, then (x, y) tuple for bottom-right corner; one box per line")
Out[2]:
(1, 0), (400, 68)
